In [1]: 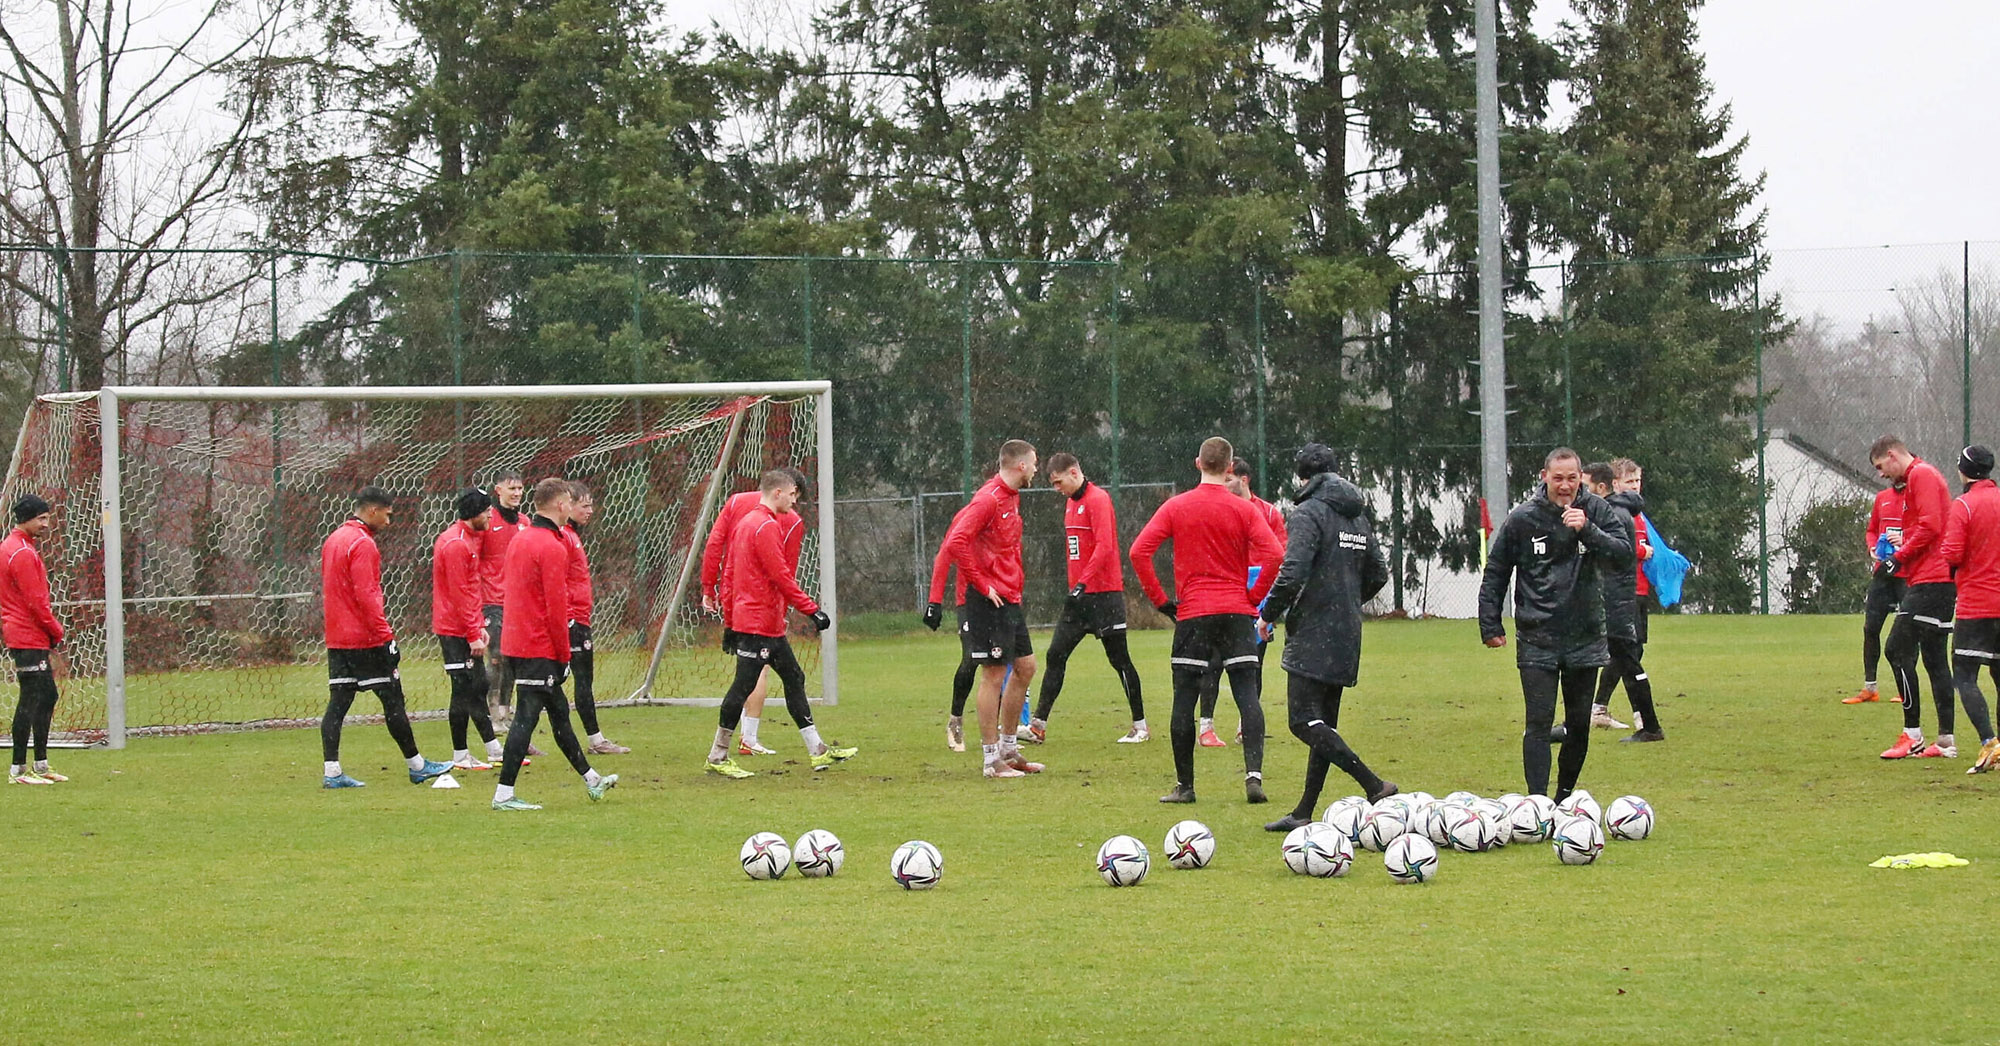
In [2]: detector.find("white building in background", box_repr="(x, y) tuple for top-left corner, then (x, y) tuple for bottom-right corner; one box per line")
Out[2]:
(1749, 429), (1881, 613)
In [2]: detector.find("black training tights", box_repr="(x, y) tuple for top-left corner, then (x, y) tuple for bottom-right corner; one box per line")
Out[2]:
(1035, 629), (1144, 722)
(1171, 662), (1263, 788)
(1520, 666), (1597, 799)
(1863, 602), (1893, 686)
(1887, 616), (1954, 735)
(720, 642), (811, 732)
(499, 683), (592, 787)
(321, 682), (420, 763)
(447, 662), (496, 751)
(1950, 656), (1998, 742)
(949, 656), (975, 717)
(571, 624), (599, 736)
(1198, 639), (1267, 720)
(9, 670), (58, 764)
(1594, 639), (1662, 732)
(1285, 674), (1382, 818)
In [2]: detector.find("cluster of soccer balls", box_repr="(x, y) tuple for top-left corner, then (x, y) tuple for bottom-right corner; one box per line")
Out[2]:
(740, 829), (947, 890)
(1093, 791), (1654, 887)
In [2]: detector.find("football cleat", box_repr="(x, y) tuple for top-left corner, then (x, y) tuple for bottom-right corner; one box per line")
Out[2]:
(451, 756), (493, 771)
(1967, 738), (2000, 774)
(1116, 726), (1150, 743)
(738, 739), (777, 756)
(408, 759), (453, 784)
(1880, 733), (1924, 760)
(1021, 722), (1046, 745)
(1245, 776), (1267, 804)
(10, 771), (52, 785)
(1842, 689), (1882, 704)
(32, 767), (67, 782)
(1198, 728), (1227, 748)
(1590, 706), (1630, 730)
(1918, 742), (1958, 759)
(983, 761), (1025, 779)
(322, 773), (366, 789)
(706, 758), (755, 779)
(1620, 729), (1667, 744)
(587, 738), (631, 755)
(945, 717), (966, 752)
(491, 796), (541, 811)
(586, 773), (619, 800)
(1003, 752), (1043, 774)
(1264, 812), (1314, 833)
(811, 745), (859, 771)
(1158, 783), (1196, 804)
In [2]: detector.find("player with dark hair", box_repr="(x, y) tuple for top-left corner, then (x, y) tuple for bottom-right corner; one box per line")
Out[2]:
(702, 466), (812, 755)
(564, 480), (627, 755)
(1871, 435), (1960, 759)
(1025, 452), (1147, 744)
(4, 494), (65, 784)
(1478, 448), (1634, 801)
(1583, 461), (1665, 742)
(703, 470), (853, 778)
(1848, 477), (1907, 704)
(1132, 436), (1285, 804)
(938, 440), (1044, 778)
(1257, 444), (1397, 831)
(1941, 445), (2000, 773)
(433, 487), (503, 771)
(1195, 455), (1290, 746)
(320, 486), (452, 790)
(479, 468), (529, 727)
(925, 534), (978, 751)
(491, 478), (617, 810)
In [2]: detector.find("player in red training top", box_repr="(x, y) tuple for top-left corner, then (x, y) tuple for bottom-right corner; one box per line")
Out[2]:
(938, 440), (1044, 779)
(702, 470), (853, 778)
(564, 480), (628, 756)
(1941, 445), (2000, 773)
(491, 478), (617, 810)
(1025, 453), (1146, 745)
(1195, 456), (1289, 746)
(701, 467), (810, 756)
(1130, 437), (1285, 805)
(1847, 478), (1907, 703)
(1871, 436), (1960, 760)
(478, 469), (529, 726)
(3, 494), (65, 784)
(924, 530), (979, 750)
(433, 487), (502, 771)
(320, 486), (452, 790)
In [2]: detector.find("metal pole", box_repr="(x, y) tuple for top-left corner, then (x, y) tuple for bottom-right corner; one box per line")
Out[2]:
(449, 251), (465, 382)
(53, 249), (69, 393)
(960, 261), (974, 495)
(1562, 262), (1574, 448)
(1755, 257), (1768, 614)
(98, 388), (125, 748)
(1253, 266), (1268, 495)
(1109, 268), (1122, 498)
(801, 257), (814, 374)
(1966, 240), (1974, 449)
(1475, 0), (1510, 517)
(815, 387), (839, 705)
(631, 255), (645, 383)
(1389, 290), (1404, 612)
(911, 490), (924, 609)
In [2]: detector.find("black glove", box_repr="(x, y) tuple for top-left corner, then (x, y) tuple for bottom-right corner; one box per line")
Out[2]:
(811, 610), (832, 632)
(1070, 582), (1087, 599)
(1875, 557), (1900, 579)
(719, 628), (734, 653)
(1156, 600), (1178, 621)
(923, 602), (943, 631)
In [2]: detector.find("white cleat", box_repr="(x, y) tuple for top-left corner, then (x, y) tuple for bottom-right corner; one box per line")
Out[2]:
(983, 762), (1025, 779)
(451, 756), (494, 771)
(945, 716), (966, 752)
(1116, 726), (1150, 744)
(1591, 706), (1630, 730)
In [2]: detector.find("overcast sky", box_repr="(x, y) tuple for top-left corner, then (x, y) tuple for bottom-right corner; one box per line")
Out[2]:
(677, 0), (1999, 253)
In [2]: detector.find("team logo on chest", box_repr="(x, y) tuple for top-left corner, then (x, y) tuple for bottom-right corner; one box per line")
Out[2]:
(1531, 535), (1548, 556)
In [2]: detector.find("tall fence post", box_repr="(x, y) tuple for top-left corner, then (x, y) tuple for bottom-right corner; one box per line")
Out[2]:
(959, 260), (974, 495)
(1966, 240), (1974, 449)
(1755, 255), (1768, 614)
(630, 255), (645, 383)
(801, 257), (815, 374)
(1562, 262), (1574, 448)
(1389, 288), (1405, 613)
(1252, 264), (1268, 495)
(53, 248), (69, 393)
(1109, 267), (1122, 498)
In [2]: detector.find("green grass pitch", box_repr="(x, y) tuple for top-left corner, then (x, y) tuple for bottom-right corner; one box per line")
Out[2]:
(5, 615), (1993, 1043)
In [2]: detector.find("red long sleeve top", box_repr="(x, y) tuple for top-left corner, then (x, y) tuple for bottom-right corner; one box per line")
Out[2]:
(1944, 478), (2000, 618)
(322, 518), (393, 649)
(1063, 481), (1125, 594)
(1129, 483), (1284, 618)
(938, 475), (1026, 604)
(726, 502), (821, 637)
(1892, 458), (1952, 585)
(0, 528), (62, 650)
(430, 520), (485, 641)
(501, 516), (572, 662)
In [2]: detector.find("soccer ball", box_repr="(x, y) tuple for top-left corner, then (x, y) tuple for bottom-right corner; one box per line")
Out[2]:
(1323, 800), (1368, 845)
(1096, 835), (1151, 887)
(1384, 834), (1440, 884)
(1282, 822), (1353, 878)
(1553, 814), (1605, 865)
(741, 831), (792, 880)
(1406, 790), (1437, 808)
(1509, 795), (1558, 843)
(1558, 789), (1603, 827)
(1356, 804), (1409, 852)
(793, 829), (845, 878)
(1163, 819), (1216, 870)
(1421, 802), (1453, 846)
(891, 840), (943, 890)
(1441, 804), (1493, 853)
(1445, 790), (1481, 806)
(1322, 796), (1367, 823)
(1605, 795), (1654, 840)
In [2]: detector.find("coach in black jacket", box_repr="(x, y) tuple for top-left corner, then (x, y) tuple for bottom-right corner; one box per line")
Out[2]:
(1259, 444), (1396, 832)
(1478, 448), (1634, 801)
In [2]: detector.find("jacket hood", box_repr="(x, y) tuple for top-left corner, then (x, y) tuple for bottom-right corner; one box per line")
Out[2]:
(1300, 471), (1366, 517)
(1607, 490), (1646, 514)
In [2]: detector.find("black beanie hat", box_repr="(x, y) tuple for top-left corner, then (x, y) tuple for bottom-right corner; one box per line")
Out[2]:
(1960, 445), (1994, 481)
(13, 493), (50, 524)
(1294, 443), (1338, 481)
(455, 487), (493, 521)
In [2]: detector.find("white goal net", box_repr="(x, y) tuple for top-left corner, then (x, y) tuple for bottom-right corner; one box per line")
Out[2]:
(0, 382), (835, 747)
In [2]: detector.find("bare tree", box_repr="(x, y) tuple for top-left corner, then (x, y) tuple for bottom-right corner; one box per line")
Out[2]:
(0, 0), (302, 391)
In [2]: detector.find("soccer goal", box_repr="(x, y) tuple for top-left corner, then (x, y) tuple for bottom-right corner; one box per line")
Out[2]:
(0, 382), (836, 748)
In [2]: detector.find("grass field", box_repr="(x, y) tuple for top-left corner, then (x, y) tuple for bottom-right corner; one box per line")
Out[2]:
(6, 615), (1995, 1043)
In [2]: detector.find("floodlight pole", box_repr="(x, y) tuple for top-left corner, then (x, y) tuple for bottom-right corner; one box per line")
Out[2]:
(1475, 0), (1510, 517)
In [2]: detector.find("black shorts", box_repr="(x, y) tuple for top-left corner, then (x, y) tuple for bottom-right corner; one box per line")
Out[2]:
(483, 605), (504, 650)
(961, 599), (1033, 663)
(1635, 599), (1650, 646)
(1954, 618), (2000, 662)
(570, 621), (593, 657)
(9, 649), (51, 676)
(1169, 614), (1259, 675)
(731, 631), (794, 661)
(1866, 573), (1907, 619)
(1051, 591), (1128, 645)
(1897, 582), (1956, 632)
(437, 634), (478, 671)
(328, 642), (401, 691)
(507, 656), (568, 689)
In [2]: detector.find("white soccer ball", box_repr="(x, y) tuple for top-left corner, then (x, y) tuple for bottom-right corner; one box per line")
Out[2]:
(1509, 795), (1558, 843)
(793, 829), (845, 878)
(1421, 802), (1453, 846)
(1322, 796), (1367, 823)
(1384, 834), (1440, 884)
(1441, 804), (1494, 853)
(1606, 795), (1655, 840)
(1163, 819), (1216, 870)
(1558, 790), (1603, 827)
(1323, 800), (1368, 846)
(1282, 822), (1353, 878)
(1445, 790), (1481, 806)
(1496, 792), (1525, 810)
(1553, 814), (1606, 865)
(741, 831), (791, 880)
(891, 840), (943, 890)
(1406, 790), (1437, 808)
(1096, 835), (1151, 887)
(1356, 804), (1409, 852)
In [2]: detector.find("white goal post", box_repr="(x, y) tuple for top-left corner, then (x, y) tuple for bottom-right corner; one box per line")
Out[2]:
(0, 381), (837, 749)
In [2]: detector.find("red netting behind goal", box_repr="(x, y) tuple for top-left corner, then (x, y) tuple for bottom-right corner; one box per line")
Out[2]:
(0, 389), (823, 742)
